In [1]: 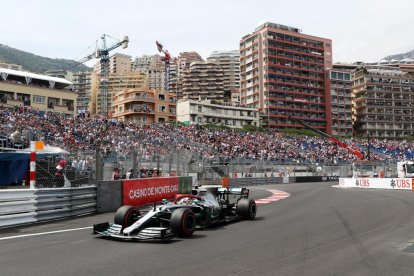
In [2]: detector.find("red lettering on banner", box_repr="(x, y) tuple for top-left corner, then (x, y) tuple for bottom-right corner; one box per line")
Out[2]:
(396, 179), (411, 188)
(123, 177), (180, 206)
(359, 179), (370, 187)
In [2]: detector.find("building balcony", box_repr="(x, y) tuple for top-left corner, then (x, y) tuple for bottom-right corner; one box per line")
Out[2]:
(268, 36), (324, 50)
(126, 95), (155, 101)
(267, 44), (325, 61)
(267, 69), (324, 82)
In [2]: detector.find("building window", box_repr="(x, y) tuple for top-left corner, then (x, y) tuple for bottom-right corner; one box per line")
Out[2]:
(33, 95), (45, 104)
(198, 106), (202, 112)
(159, 105), (166, 112)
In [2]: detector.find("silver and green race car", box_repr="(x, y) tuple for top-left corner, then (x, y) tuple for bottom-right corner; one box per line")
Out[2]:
(93, 187), (257, 241)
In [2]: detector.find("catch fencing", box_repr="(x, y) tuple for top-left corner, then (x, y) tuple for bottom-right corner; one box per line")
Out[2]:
(92, 148), (399, 182)
(35, 154), (94, 188)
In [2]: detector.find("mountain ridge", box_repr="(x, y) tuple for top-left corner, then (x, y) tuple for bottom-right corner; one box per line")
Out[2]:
(383, 49), (414, 61)
(0, 44), (90, 74)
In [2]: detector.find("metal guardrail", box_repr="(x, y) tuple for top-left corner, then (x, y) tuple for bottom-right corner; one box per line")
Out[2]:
(36, 187), (97, 222)
(229, 177), (285, 186)
(0, 189), (37, 228)
(0, 186), (96, 228)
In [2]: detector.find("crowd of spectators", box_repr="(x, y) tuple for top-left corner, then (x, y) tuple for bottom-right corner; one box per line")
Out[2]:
(1, 105), (414, 165)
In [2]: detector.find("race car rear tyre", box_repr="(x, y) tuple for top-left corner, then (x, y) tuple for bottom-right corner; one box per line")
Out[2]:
(114, 205), (139, 229)
(171, 208), (196, 237)
(237, 199), (256, 220)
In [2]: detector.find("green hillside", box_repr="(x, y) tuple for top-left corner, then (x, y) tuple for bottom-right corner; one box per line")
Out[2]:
(0, 44), (91, 73)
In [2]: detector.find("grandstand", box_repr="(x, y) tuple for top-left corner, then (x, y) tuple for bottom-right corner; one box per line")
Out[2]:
(0, 105), (412, 184)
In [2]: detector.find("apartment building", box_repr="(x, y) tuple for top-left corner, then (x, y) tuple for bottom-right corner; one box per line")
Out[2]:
(133, 54), (166, 91)
(170, 52), (204, 94)
(231, 90), (241, 104)
(45, 70), (74, 82)
(352, 65), (414, 138)
(181, 61), (225, 102)
(90, 71), (146, 115)
(207, 50), (240, 101)
(0, 68), (76, 114)
(0, 61), (22, 71)
(168, 59), (178, 92)
(147, 69), (165, 91)
(240, 22), (333, 133)
(133, 55), (154, 72)
(177, 52), (204, 70)
(109, 53), (132, 74)
(177, 99), (259, 128)
(73, 71), (98, 113)
(112, 88), (176, 124)
(330, 64), (355, 136)
(94, 53), (132, 74)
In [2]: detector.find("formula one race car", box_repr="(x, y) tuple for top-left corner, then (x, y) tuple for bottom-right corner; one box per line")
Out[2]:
(93, 187), (257, 241)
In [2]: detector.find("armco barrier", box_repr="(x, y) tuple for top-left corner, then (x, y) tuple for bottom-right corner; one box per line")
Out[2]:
(35, 187), (97, 222)
(0, 186), (97, 229)
(0, 189), (37, 228)
(229, 177), (283, 187)
(295, 176), (339, 182)
(227, 175), (339, 187)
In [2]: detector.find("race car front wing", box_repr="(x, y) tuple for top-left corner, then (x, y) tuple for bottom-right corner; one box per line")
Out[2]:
(93, 223), (174, 241)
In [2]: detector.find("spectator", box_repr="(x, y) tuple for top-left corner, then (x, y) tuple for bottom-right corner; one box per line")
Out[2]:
(55, 158), (67, 187)
(1, 105), (413, 168)
(112, 168), (120, 180)
(126, 169), (134, 179)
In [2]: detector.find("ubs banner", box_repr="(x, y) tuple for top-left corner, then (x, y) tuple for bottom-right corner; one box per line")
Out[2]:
(123, 177), (180, 206)
(339, 178), (414, 190)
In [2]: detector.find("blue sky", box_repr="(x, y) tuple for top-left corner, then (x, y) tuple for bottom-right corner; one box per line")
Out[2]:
(1, 0), (413, 64)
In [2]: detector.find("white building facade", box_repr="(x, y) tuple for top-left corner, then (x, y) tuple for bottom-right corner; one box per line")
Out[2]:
(177, 99), (260, 128)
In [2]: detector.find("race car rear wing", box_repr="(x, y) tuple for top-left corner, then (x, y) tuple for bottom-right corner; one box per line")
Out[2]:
(217, 187), (249, 199)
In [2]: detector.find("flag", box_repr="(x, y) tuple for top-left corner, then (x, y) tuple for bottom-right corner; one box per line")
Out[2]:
(156, 41), (163, 53)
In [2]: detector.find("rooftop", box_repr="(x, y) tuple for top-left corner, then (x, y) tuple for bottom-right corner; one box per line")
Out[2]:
(0, 67), (72, 85)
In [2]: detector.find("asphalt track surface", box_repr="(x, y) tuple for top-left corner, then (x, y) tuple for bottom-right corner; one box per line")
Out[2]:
(2, 182), (414, 276)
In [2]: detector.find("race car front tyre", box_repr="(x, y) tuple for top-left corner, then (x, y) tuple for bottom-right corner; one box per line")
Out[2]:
(171, 208), (196, 237)
(114, 205), (139, 229)
(237, 199), (257, 220)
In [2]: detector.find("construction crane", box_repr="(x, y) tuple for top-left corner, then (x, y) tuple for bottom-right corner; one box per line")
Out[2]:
(70, 34), (129, 115)
(156, 41), (171, 92)
(288, 116), (364, 160)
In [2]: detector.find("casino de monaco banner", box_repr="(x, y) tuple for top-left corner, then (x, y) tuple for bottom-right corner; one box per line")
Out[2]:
(339, 178), (414, 190)
(123, 177), (180, 206)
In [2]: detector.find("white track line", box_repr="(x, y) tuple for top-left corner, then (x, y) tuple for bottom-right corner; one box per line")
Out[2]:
(0, 226), (92, 241)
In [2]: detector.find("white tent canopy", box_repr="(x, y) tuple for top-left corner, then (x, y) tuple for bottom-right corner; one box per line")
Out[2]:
(0, 67), (72, 86)
(16, 145), (69, 155)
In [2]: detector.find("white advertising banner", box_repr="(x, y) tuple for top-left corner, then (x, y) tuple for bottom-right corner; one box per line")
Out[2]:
(339, 178), (414, 190)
